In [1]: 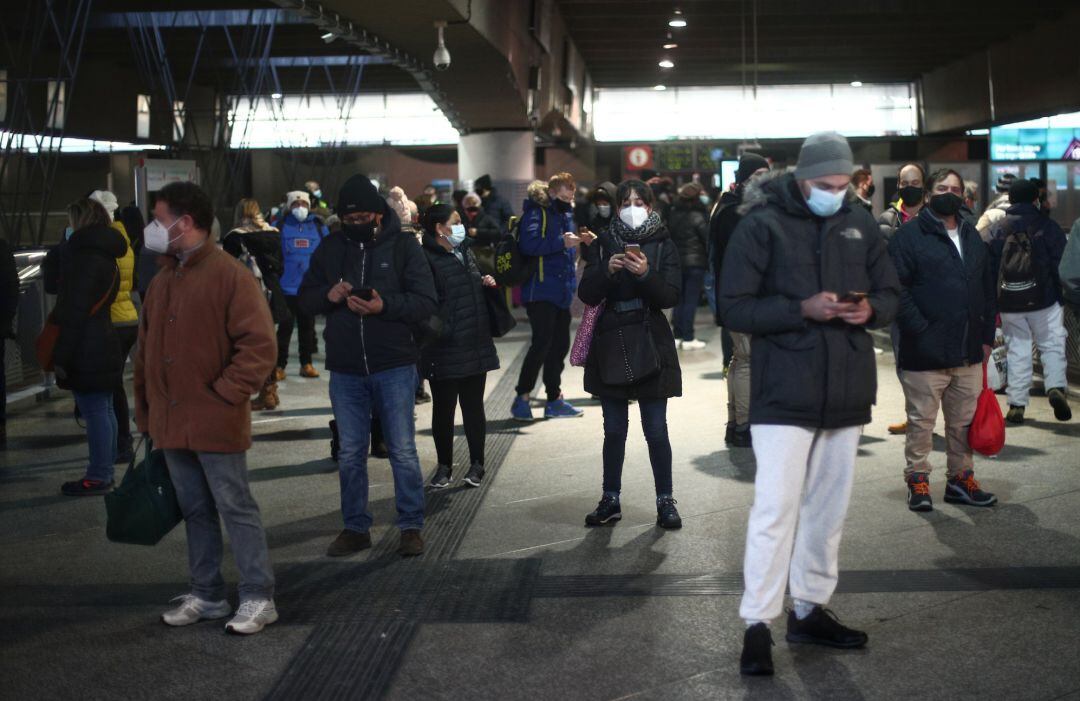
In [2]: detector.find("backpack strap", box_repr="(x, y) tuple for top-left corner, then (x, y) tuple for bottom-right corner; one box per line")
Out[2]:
(537, 208), (548, 282)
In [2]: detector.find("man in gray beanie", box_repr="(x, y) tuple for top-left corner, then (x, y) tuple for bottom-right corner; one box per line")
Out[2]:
(718, 131), (900, 676)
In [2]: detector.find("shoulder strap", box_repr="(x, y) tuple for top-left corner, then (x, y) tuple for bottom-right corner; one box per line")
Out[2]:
(93, 266), (119, 315)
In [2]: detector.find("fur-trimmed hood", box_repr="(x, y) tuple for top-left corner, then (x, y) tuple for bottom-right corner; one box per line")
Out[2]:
(737, 168), (793, 216)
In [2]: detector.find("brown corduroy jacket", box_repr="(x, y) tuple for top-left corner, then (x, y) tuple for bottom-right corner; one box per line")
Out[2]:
(134, 243), (276, 453)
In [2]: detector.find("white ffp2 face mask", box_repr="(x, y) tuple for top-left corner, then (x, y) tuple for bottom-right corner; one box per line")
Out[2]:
(143, 218), (182, 254)
(292, 206), (309, 222)
(619, 205), (648, 229)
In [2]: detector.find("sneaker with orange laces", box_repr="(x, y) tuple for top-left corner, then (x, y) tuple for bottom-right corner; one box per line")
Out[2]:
(944, 470), (997, 507)
(888, 420), (908, 435)
(906, 473), (933, 512)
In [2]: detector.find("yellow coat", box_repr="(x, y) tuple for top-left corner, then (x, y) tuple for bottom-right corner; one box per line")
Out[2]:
(109, 220), (138, 326)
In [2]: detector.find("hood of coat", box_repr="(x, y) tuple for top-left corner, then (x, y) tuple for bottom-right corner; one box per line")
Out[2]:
(1004, 202), (1042, 224)
(739, 169), (807, 217)
(69, 223), (128, 258)
(591, 181), (617, 205)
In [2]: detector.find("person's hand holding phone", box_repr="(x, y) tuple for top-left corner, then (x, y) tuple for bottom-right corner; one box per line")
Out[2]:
(328, 280), (353, 304)
(578, 227), (597, 245)
(347, 288), (384, 316)
(563, 232), (581, 249)
(623, 245), (649, 277)
(608, 253), (627, 275)
(481, 275), (497, 288)
(835, 291), (872, 325)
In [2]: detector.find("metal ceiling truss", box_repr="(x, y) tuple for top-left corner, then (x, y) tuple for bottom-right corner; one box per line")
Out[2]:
(266, 0), (465, 133)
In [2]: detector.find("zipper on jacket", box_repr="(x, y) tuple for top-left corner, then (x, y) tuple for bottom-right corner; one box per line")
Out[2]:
(359, 244), (370, 375)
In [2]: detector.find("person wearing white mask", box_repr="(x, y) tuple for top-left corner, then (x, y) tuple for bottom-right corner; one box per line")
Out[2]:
(418, 204), (500, 489)
(577, 179), (684, 530)
(278, 190), (326, 380)
(719, 131), (900, 676)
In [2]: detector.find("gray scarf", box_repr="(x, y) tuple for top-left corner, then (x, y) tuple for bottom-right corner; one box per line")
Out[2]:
(608, 210), (663, 249)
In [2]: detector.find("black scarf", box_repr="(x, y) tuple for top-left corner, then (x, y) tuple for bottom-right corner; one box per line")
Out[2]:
(608, 210), (663, 249)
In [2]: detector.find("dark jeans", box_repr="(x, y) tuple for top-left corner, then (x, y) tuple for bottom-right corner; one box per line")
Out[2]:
(329, 366), (425, 532)
(516, 301), (571, 401)
(430, 373), (487, 466)
(673, 266), (706, 342)
(73, 391), (117, 483)
(1, 342), (6, 425)
(600, 396), (673, 497)
(277, 295), (316, 368)
(112, 325), (138, 441)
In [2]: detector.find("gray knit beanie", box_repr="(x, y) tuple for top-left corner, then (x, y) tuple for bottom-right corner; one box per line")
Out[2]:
(793, 131), (854, 180)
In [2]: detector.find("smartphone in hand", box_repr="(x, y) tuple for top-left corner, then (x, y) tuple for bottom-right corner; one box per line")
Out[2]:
(624, 243), (642, 259)
(838, 291), (868, 304)
(350, 288), (375, 301)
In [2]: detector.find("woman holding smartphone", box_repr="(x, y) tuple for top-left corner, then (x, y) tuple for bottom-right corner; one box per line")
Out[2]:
(419, 204), (500, 489)
(577, 180), (684, 528)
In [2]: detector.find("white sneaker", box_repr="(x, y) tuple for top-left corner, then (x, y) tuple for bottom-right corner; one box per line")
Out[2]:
(680, 339), (707, 351)
(674, 339), (683, 350)
(225, 598), (279, 635)
(161, 594), (232, 627)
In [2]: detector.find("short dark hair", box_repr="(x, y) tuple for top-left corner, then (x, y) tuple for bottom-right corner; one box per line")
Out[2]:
(926, 168), (964, 192)
(616, 179), (655, 208)
(852, 168), (872, 186)
(157, 181), (214, 231)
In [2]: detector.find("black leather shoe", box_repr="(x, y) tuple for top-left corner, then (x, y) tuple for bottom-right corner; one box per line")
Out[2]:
(326, 529), (372, 557)
(786, 606), (868, 649)
(725, 423), (752, 448)
(656, 496), (682, 529)
(740, 623), (774, 676)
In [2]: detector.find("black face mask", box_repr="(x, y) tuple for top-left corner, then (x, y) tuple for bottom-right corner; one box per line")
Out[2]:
(898, 186), (924, 207)
(928, 192), (963, 217)
(343, 222), (376, 243)
(554, 199), (572, 213)
(866, 184), (876, 198)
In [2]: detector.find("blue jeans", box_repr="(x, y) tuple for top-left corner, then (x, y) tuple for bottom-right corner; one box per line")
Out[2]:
(330, 366), (425, 532)
(73, 391), (116, 482)
(673, 266), (706, 342)
(600, 397), (673, 496)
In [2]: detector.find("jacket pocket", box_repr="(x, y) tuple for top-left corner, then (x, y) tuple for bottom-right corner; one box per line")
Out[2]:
(756, 330), (821, 414)
(844, 331), (878, 409)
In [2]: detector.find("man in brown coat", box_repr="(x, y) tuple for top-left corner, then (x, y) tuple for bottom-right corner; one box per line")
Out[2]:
(134, 181), (279, 636)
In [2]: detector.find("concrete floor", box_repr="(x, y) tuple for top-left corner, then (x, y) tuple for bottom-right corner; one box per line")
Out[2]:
(2, 309), (1079, 701)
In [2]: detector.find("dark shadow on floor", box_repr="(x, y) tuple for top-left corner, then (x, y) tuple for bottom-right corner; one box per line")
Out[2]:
(253, 427), (332, 443)
(0, 493), (75, 512)
(254, 406), (334, 418)
(248, 459), (338, 483)
(693, 449), (756, 483)
(700, 370), (728, 381)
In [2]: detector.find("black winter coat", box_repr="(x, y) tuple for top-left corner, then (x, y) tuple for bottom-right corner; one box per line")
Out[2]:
(298, 209), (438, 376)
(223, 225), (289, 324)
(709, 189), (743, 325)
(45, 225), (127, 393)
(0, 238), (18, 339)
(718, 172), (900, 429)
(419, 236), (500, 382)
(987, 203), (1067, 312)
(668, 200), (709, 269)
(482, 189), (516, 236)
(577, 226), (683, 401)
(889, 208), (997, 371)
(460, 208), (501, 275)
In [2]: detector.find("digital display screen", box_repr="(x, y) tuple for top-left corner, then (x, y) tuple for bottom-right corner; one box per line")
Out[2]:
(990, 112), (1080, 161)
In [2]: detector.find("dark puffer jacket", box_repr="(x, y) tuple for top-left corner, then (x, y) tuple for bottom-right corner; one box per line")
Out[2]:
(889, 207), (997, 371)
(577, 225), (683, 401)
(223, 223), (289, 323)
(709, 188), (744, 325)
(419, 235), (500, 381)
(46, 225), (127, 393)
(298, 209), (438, 376)
(986, 202), (1067, 312)
(718, 171), (900, 429)
(668, 197), (709, 269)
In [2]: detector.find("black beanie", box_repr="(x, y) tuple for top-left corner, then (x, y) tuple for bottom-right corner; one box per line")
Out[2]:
(337, 174), (386, 217)
(1008, 178), (1039, 205)
(736, 153), (770, 184)
(474, 174), (493, 192)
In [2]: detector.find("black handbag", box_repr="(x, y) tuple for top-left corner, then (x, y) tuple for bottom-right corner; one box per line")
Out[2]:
(594, 311), (661, 386)
(484, 286), (517, 338)
(104, 438), (183, 546)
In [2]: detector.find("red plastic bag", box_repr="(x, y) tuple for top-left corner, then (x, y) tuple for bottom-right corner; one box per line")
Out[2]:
(969, 362), (1005, 456)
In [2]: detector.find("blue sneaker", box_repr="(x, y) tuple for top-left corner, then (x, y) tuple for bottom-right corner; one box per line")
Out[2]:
(511, 396), (536, 422)
(544, 396), (583, 419)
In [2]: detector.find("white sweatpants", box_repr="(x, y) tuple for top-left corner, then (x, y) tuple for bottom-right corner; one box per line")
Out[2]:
(740, 424), (862, 623)
(1002, 303), (1069, 407)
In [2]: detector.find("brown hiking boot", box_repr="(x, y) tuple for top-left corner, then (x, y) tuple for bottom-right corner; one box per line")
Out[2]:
(326, 529), (372, 557)
(300, 363), (320, 379)
(887, 421), (907, 435)
(399, 529), (424, 557)
(274, 367), (286, 382)
(252, 383), (280, 411)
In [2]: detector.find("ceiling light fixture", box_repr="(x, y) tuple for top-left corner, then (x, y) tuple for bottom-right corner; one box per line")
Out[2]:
(850, 80), (864, 88)
(653, 84), (667, 91)
(270, 92), (283, 99)
(668, 9), (687, 28)
(658, 58), (675, 69)
(663, 42), (678, 49)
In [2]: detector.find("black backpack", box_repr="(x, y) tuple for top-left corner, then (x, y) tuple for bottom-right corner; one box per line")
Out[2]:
(494, 210), (545, 287)
(997, 219), (1043, 312)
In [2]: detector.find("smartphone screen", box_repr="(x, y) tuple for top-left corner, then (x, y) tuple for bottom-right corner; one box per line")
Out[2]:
(350, 288), (374, 301)
(839, 291), (868, 303)
(624, 243), (642, 258)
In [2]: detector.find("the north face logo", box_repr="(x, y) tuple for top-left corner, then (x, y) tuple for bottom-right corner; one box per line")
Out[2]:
(840, 228), (863, 240)
(380, 262), (390, 268)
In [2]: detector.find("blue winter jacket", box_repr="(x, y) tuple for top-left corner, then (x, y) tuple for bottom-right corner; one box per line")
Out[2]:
(519, 196), (576, 308)
(280, 213), (327, 296)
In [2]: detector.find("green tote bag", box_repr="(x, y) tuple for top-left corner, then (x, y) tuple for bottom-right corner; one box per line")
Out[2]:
(104, 439), (183, 545)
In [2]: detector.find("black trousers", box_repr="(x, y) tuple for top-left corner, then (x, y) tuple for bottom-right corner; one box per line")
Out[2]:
(515, 301), (571, 401)
(430, 373), (487, 466)
(113, 325), (138, 441)
(277, 295), (316, 368)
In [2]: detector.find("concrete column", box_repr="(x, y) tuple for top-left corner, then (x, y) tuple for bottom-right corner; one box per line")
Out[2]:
(458, 130), (535, 210)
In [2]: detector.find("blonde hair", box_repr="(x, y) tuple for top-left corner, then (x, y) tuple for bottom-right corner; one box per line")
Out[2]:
(548, 172), (575, 192)
(235, 198), (268, 228)
(68, 198), (111, 231)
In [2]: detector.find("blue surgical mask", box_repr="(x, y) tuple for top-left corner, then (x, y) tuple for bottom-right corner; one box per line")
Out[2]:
(805, 186), (845, 217)
(64, 226), (74, 240)
(448, 223), (467, 247)
(699, 194), (710, 206)
(313, 189), (322, 199)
